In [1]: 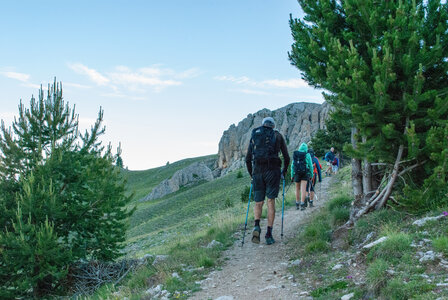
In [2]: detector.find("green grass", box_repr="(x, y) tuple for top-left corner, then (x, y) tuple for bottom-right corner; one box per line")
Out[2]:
(433, 236), (448, 255)
(327, 195), (352, 226)
(366, 258), (389, 293)
(349, 209), (408, 246)
(310, 280), (348, 297)
(122, 154), (216, 202)
(367, 231), (413, 263)
(382, 277), (434, 300)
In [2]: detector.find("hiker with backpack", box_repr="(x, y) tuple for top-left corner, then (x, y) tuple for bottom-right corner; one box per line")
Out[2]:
(324, 147), (335, 176)
(332, 153), (340, 174)
(245, 117), (290, 245)
(305, 148), (322, 208)
(291, 143), (313, 211)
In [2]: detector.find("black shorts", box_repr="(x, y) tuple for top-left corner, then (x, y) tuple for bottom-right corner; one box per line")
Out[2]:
(293, 173), (308, 183)
(253, 168), (281, 202)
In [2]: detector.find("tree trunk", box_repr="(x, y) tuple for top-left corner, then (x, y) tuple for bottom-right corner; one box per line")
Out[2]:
(362, 137), (372, 196)
(348, 127), (363, 226)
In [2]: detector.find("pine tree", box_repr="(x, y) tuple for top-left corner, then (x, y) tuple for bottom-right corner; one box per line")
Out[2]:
(289, 0), (448, 223)
(0, 80), (134, 297)
(310, 117), (351, 160)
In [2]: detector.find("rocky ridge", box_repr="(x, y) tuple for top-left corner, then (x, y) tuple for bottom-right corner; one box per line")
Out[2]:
(142, 102), (330, 201)
(217, 102), (330, 172)
(141, 159), (215, 202)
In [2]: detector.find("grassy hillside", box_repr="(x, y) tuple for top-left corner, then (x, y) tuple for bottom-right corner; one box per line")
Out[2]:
(122, 154), (216, 202)
(125, 166), (253, 256)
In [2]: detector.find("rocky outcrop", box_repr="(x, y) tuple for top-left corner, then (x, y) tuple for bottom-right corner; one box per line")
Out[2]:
(141, 161), (214, 201)
(217, 102), (330, 171)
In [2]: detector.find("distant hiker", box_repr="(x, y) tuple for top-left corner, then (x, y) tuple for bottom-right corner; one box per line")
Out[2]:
(306, 148), (322, 207)
(332, 154), (340, 174)
(245, 117), (290, 245)
(291, 143), (313, 211)
(324, 147), (335, 176)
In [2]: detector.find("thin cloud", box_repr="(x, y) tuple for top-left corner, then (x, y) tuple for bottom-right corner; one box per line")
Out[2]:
(64, 82), (91, 89)
(215, 75), (308, 89)
(1, 71), (30, 82)
(68, 63), (197, 95)
(68, 63), (110, 86)
(100, 92), (146, 101)
(263, 78), (308, 88)
(108, 70), (181, 88)
(21, 82), (42, 89)
(234, 89), (270, 96)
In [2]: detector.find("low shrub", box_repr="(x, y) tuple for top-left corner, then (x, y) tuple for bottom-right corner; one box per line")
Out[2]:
(366, 258), (389, 293)
(382, 278), (434, 300)
(433, 236), (448, 256)
(368, 232), (412, 263)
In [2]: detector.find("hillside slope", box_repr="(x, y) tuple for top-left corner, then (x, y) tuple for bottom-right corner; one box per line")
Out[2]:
(124, 164), (251, 256)
(122, 154), (216, 202)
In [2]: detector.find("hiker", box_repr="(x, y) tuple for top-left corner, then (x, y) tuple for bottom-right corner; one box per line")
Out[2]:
(291, 143), (313, 211)
(305, 148), (322, 208)
(332, 153), (340, 174)
(324, 147), (335, 176)
(245, 117), (290, 245)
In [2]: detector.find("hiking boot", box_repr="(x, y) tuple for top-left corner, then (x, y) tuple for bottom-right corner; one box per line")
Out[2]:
(309, 200), (314, 207)
(252, 226), (261, 244)
(304, 196), (309, 207)
(265, 235), (275, 245)
(300, 202), (306, 211)
(296, 202), (300, 210)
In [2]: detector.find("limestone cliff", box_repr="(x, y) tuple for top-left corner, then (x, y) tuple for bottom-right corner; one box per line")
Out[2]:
(217, 102), (330, 172)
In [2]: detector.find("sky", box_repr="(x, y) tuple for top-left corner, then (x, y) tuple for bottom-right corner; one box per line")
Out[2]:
(0, 0), (324, 170)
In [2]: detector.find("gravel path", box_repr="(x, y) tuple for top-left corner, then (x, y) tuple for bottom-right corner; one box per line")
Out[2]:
(191, 176), (332, 300)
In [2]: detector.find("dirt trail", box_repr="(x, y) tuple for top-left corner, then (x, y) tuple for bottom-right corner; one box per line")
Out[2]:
(191, 176), (332, 300)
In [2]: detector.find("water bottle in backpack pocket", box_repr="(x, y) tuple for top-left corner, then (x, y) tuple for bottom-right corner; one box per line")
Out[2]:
(293, 150), (307, 177)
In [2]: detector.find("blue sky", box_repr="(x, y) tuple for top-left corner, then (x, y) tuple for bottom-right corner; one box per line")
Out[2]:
(0, 0), (324, 170)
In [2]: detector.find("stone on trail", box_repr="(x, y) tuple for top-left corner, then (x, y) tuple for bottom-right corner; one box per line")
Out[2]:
(214, 296), (234, 300)
(207, 240), (223, 248)
(362, 236), (388, 249)
(341, 292), (355, 300)
(152, 255), (169, 266)
(332, 264), (343, 270)
(412, 215), (444, 227)
(290, 259), (302, 266)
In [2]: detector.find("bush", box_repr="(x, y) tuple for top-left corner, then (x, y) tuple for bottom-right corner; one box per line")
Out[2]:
(0, 82), (133, 297)
(368, 232), (412, 263)
(224, 197), (233, 208)
(236, 170), (243, 178)
(302, 218), (331, 243)
(241, 186), (251, 202)
(433, 236), (448, 256)
(349, 209), (407, 246)
(305, 240), (330, 254)
(382, 278), (434, 300)
(366, 258), (389, 293)
(327, 195), (352, 212)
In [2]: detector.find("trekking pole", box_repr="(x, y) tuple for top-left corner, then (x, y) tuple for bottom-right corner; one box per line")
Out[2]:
(241, 182), (253, 247)
(281, 176), (285, 239)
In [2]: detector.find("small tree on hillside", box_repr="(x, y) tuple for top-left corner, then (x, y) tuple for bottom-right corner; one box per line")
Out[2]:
(289, 0), (448, 224)
(310, 117), (351, 161)
(0, 81), (134, 297)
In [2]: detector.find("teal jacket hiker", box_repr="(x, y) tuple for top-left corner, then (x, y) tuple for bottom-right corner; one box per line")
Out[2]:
(291, 142), (314, 179)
